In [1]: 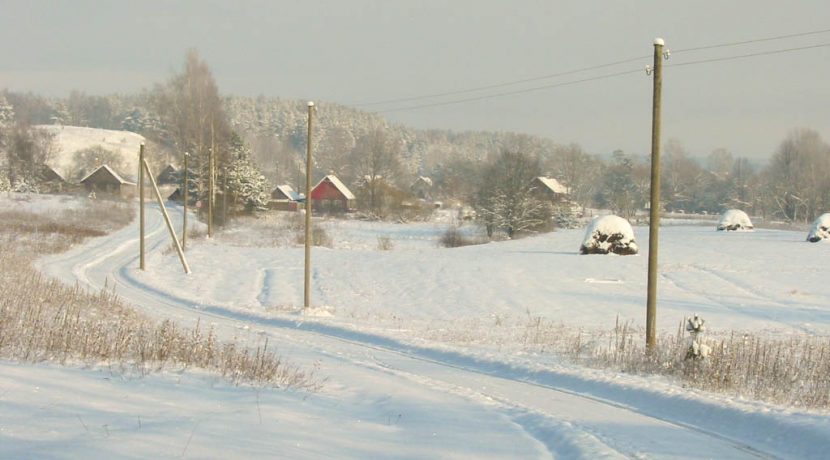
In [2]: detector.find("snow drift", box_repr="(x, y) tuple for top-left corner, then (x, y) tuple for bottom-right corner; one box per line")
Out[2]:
(807, 213), (830, 242)
(717, 209), (753, 231)
(579, 215), (638, 255)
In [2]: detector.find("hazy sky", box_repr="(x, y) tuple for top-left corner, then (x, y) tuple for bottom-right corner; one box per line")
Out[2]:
(2, 1), (828, 160)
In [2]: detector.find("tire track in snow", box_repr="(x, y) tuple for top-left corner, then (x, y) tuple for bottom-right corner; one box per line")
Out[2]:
(41, 207), (820, 459)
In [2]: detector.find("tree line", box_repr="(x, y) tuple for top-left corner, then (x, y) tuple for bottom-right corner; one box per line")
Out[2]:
(2, 49), (828, 224)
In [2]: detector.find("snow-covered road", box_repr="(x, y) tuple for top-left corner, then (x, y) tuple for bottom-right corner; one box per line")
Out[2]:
(29, 205), (830, 459)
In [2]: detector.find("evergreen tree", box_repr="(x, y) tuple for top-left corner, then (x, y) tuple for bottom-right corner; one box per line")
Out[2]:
(224, 134), (269, 212)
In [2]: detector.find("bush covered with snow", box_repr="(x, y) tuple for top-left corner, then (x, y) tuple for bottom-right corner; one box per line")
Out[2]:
(807, 213), (830, 242)
(717, 209), (753, 231)
(579, 215), (638, 255)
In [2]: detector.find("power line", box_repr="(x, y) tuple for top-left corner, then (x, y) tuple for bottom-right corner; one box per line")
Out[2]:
(378, 41), (830, 113)
(353, 26), (830, 110)
(377, 69), (642, 113)
(668, 42), (830, 68)
(672, 27), (830, 54)
(354, 55), (649, 108)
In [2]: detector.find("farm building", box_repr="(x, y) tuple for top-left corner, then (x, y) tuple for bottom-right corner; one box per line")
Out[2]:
(80, 164), (136, 199)
(38, 164), (69, 193)
(311, 175), (356, 213)
(531, 176), (569, 203)
(156, 164), (179, 185)
(269, 184), (302, 211)
(410, 176), (433, 200)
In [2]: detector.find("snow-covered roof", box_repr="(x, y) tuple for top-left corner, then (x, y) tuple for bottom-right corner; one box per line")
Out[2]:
(80, 164), (135, 186)
(273, 184), (301, 201)
(535, 176), (568, 194)
(315, 175), (356, 200)
(414, 176), (433, 187)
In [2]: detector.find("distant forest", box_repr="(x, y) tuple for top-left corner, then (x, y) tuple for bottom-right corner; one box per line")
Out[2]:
(2, 50), (828, 223)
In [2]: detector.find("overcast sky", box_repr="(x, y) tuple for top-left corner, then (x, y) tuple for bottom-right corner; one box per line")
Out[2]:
(2, 0), (828, 160)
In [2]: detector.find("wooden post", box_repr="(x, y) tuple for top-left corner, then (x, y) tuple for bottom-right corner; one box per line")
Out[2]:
(139, 143), (145, 270)
(144, 159), (191, 274)
(646, 38), (665, 351)
(208, 122), (215, 238)
(183, 151), (189, 250)
(304, 101), (314, 309)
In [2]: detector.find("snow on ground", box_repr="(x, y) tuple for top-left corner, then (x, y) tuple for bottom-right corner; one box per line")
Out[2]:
(14, 202), (830, 458)
(0, 191), (88, 213)
(142, 209), (830, 335)
(38, 125), (145, 179)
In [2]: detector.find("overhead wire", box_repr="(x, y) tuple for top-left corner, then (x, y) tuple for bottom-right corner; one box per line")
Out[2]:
(672, 27), (830, 54)
(362, 27), (830, 113)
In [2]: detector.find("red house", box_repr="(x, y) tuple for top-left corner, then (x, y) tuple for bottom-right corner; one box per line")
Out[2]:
(310, 175), (355, 213)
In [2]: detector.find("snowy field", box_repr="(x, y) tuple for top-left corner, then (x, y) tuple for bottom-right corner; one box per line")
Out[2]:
(6, 198), (830, 459)
(37, 125), (145, 179)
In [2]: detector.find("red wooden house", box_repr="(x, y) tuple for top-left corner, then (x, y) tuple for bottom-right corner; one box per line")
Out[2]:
(310, 175), (355, 213)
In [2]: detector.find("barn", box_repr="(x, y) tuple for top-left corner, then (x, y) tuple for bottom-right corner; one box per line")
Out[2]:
(531, 176), (569, 203)
(269, 184), (302, 211)
(310, 175), (355, 213)
(80, 164), (136, 199)
(156, 164), (180, 185)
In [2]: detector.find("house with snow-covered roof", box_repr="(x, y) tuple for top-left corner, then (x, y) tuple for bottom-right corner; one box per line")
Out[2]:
(271, 184), (301, 202)
(311, 174), (355, 213)
(80, 164), (136, 199)
(410, 176), (433, 200)
(530, 176), (569, 203)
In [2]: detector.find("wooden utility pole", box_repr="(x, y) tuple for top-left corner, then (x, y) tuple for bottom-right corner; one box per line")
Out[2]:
(139, 143), (146, 270)
(646, 38), (665, 351)
(182, 151), (189, 250)
(143, 159), (191, 274)
(208, 122), (215, 238)
(304, 101), (314, 309)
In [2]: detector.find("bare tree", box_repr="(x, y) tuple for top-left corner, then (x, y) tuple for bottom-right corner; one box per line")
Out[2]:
(349, 128), (402, 217)
(763, 129), (830, 221)
(475, 150), (550, 238)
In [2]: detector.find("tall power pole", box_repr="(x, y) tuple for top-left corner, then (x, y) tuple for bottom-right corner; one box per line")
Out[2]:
(139, 143), (146, 270)
(182, 151), (189, 250)
(208, 122), (215, 238)
(304, 101), (314, 310)
(646, 38), (665, 351)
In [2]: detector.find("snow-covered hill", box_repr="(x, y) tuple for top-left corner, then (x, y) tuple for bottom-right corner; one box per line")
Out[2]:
(37, 125), (145, 180)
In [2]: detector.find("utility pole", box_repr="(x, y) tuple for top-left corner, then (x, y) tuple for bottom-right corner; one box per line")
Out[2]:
(208, 122), (215, 238)
(304, 101), (314, 310)
(222, 167), (228, 226)
(139, 143), (146, 270)
(646, 38), (666, 351)
(182, 151), (189, 250)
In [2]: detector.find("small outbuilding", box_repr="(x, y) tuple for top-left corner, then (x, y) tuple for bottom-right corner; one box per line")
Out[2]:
(531, 176), (569, 203)
(410, 176), (433, 200)
(580, 215), (639, 255)
(156, 164), (180, 185)
(717, 209), (753, 231)
(38, 164), (68, 193)
(807, 213), (830, 242)
(80, 164), (136, 199)
(310, 174), (355, 213)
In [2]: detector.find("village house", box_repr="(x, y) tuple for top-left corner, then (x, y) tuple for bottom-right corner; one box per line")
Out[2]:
(310, 175), (355, 213)
(410, 176), (433, 200)
(80, 164), (136, 199)
(530, 176), (569, 204)
(156, 164), (179, 185)
(269, 184), (302, 211)
(38, 164), (69, 193)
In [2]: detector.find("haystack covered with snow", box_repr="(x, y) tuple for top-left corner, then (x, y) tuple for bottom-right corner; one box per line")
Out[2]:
(579, 215), (638, 255)
(807, 213), (830, 242)
(717, 209), (753, 231)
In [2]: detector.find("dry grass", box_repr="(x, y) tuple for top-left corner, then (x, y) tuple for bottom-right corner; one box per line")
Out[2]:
(0, 201), (319, 390)
(521, 316), (830, 409)
(376, 235), (394, 251)
(439, 226), (487, 248)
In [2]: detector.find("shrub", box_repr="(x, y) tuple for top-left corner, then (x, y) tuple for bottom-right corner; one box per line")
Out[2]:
(377, 235), (394, 250)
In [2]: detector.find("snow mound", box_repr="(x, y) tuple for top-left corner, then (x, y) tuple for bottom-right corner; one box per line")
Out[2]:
(579, 215), (638, 255)
(807, 213), (830, 242)
(717, 209), (753, 231)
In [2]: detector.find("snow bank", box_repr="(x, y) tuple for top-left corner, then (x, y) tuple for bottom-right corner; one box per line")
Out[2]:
(807, 213), (830, 242)
(717, 209), (753, 231)
(579, 215), (638, 255)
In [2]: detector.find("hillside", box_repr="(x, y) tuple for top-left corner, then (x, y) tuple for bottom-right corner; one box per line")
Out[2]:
(37, 125), (145, 181)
